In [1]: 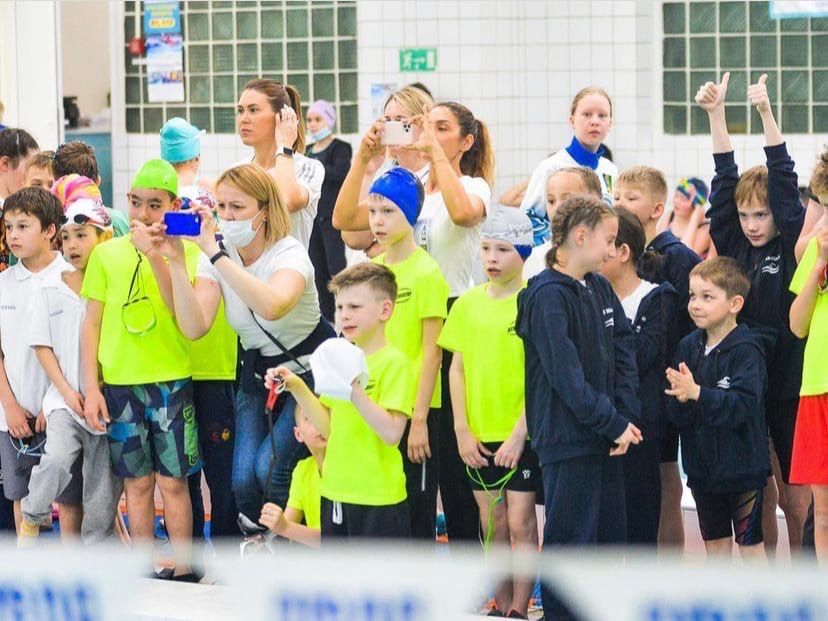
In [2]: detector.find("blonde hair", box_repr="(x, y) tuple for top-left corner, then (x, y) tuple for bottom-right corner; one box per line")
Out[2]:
(216, 164), (291, 245)
(617, 166), (669, 203)
(570, 87), (613, 116)
(691, 257), (750, 300)
(550, 167), (602, 198)
(810, 148), (828, 195)
(384, 86), (434, 118)
(734, 165), (768, 208)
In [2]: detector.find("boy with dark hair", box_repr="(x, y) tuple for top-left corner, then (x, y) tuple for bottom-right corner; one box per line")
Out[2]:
(0, 128), (40, 275)
(52, 141), (98, 182)
(666, 256), (769, 559)
(266, 262), (415, 539)
(697, 72), (810, 552)
(369, 167), (448, 540)
(81, 159), (202, 579)
(0, 187), (82, 532)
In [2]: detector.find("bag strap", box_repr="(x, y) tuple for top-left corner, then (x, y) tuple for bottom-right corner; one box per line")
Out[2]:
(249, 310), (310, 374)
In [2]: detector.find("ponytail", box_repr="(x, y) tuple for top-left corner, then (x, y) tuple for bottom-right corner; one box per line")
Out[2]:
(615, 207), (663, 282)
(242, 78), (306, 152)
(435, 102), (494, 187)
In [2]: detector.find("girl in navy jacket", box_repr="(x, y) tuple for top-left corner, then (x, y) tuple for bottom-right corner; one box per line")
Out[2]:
(516, 195), (642, 559)
(601, 208), (679, 545)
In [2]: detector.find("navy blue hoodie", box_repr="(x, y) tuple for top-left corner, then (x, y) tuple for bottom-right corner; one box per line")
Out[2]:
(708, 143), (806, 402)
(647, 230), (701, 339)
(628, 282), (680, 438)
(667, 324), (769, 494)
(516, 269), (640, 465)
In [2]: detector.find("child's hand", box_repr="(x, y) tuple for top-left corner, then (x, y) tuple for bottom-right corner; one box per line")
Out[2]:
(456, 427), (492, 469)
(610, 423), (643, 457)
(665, 362), (702, 403)
(401, 114), (442, 160)
(695, 72), (730, 112)
(60, 388), (85, 419)
(129, 221), (163, 255)
(406, 417), (431, 464)
(265, 366), (297, 392)
(5, 402), (33, 439)
(748, 74), (771, 114)
(35, 411), (47, 434)
(493, 433), (525, 470)
(259, 502), (287, 535)
(154, 230), (186, 263)
(274, 105), (299, 150)
(83, 389), (110, 433)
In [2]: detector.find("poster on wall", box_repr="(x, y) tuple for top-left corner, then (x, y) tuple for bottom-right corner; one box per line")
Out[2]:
(769, 0), (828, 18)
(144, 0), (184, 103)
(371, 82), (398, 118)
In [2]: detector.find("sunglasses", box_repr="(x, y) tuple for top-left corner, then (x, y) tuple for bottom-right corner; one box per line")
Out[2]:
(60, 213), (110, 228)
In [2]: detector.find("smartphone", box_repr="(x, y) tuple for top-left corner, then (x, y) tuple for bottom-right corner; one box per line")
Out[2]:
(164, 211), (201, 236)
(381, 120), (414, 146)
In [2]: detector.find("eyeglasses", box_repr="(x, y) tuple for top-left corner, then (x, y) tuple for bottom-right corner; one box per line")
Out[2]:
(121, 252), (157, 336)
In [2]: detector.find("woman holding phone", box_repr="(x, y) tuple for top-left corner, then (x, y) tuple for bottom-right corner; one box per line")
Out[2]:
(236, 79), (324, 249)
(333, 97), (494, 544)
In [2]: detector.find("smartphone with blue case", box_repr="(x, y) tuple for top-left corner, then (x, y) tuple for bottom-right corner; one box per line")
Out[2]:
(164, 211), (201, 236)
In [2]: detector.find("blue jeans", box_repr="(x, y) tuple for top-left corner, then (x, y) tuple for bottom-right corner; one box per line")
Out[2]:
(232, 372), (311, 521)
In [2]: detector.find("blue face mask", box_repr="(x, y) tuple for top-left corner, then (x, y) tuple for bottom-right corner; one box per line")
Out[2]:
(308, 126), (332, 144)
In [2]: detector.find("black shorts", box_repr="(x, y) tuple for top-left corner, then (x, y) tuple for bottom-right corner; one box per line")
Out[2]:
(691, 487), (764, 546)
(466, 442), (540, 493)
(320, 497), (410, 539)
(660, 422), (679, 463)
(766, 398), (799, 484)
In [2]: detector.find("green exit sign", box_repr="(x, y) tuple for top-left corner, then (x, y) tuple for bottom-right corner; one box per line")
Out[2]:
(399, 48), (438, 72)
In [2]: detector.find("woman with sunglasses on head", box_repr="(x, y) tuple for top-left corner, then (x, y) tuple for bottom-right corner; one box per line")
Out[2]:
(157, 163), (333, 529)
(334, 98), (494, 543)
(236, 79), (324, 250)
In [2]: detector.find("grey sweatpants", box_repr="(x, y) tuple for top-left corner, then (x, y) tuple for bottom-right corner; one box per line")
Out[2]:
(21, 409), (123, 543)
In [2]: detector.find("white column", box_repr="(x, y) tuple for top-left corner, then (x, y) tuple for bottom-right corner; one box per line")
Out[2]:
(0, 0), (63, 148)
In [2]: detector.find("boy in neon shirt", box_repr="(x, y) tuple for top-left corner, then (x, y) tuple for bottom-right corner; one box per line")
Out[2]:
(439, 206), (539, 619)
(266, 262), (414, 539)
(81, 159), (202, 579)
(258, 405), (325, 547)
(368, 167), (448, 540)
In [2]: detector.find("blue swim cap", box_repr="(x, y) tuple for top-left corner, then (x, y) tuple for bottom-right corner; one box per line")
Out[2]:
(369, 167), (424, 226)
(160, 117), (204, 164)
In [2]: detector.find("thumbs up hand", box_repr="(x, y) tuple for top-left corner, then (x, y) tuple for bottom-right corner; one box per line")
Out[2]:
(748, 73), (771, 114)
(695, 72), (730, 112)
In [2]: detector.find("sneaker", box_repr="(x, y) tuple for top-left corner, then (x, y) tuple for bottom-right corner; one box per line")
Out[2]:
(506, 611), (528, 619)
(17, 520), (40, 548)
(486, 609), (505, 617)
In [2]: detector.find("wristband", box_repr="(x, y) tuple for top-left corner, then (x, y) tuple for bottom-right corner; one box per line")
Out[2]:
(210, 249), (229, 265)
(276, 146), (294, 158)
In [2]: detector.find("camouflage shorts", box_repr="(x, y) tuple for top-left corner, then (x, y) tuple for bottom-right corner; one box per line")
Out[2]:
(105, 380), (202, 479)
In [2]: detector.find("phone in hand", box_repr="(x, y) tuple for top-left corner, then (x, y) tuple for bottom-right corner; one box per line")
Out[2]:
(381, 120), (414, 146)
(164, 211), (202, 236)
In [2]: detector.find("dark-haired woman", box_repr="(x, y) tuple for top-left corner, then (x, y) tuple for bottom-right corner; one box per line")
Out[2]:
(237, 79), (324, 249)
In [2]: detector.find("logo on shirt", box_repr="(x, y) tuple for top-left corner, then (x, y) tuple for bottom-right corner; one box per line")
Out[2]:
(522, 469), (531, 480)
(716, 376), (731, 389)
(0, 304), (15, 311)
(396, 288), (412, 304)
(602, 307), (614, 328)
(49, 309), (64, 317)
(761, 262), (780, 275)
(507, 323), (517, 335)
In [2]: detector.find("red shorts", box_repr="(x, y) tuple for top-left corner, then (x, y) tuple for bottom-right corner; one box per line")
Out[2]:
(789, 394), (828, 485)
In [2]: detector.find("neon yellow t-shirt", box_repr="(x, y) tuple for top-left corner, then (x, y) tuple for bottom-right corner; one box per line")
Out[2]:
(373, 248), (448, 408)
(287, 455), (322, 529)
(790, 237), (828, 397)
(81, 236), (199, 385)
(191, 299), (237, 381)
(320, 344), (414, 506)
(438, 283), (526, 442)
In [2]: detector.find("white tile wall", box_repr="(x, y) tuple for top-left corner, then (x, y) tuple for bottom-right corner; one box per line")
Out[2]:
(109, 0), (826, 213)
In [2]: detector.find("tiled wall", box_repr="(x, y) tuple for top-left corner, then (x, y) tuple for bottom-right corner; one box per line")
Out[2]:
(110, 0), (826, 212)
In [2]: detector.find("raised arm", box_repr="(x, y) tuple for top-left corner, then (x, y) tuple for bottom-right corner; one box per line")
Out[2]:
(749, 74), (782, 147)
(795, 198), (826, 262)
(790, 227), (828, 338)
(696, 71), (733, 154)
(269, 106), (309, 213)
(332, 119), (385, 231)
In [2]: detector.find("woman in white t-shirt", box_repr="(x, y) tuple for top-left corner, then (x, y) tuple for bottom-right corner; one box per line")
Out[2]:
(236, 79), (324, 249)
(334, 86), (434, 259)
(161, 163), (333, 525)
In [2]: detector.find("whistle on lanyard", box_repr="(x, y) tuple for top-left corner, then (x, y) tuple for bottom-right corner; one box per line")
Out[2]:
(266, 377), (286, 413)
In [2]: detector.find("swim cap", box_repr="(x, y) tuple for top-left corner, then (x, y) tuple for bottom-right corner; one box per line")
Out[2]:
(160, 117), (204, 164)
(131, 159), (178, 196)
(368, 167), (424, 226)
(480, 205), (533, 260)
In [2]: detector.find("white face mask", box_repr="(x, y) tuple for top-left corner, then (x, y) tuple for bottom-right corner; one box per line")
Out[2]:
(308, 126), (332, 144)
(219, 212), (263, 248)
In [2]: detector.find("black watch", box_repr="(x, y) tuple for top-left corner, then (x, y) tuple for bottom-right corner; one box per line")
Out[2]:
(210, 249), (229, 265)
(276, 146), (294, 158)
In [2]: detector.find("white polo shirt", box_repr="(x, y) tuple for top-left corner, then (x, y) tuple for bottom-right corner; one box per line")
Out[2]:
(28, 268), (102, 435)
(0, 253), (70, 432)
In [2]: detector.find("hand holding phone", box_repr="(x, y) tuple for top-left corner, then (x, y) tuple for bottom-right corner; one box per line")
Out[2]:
(381, 120), (414, 146)
(164, 211), (202, 236)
